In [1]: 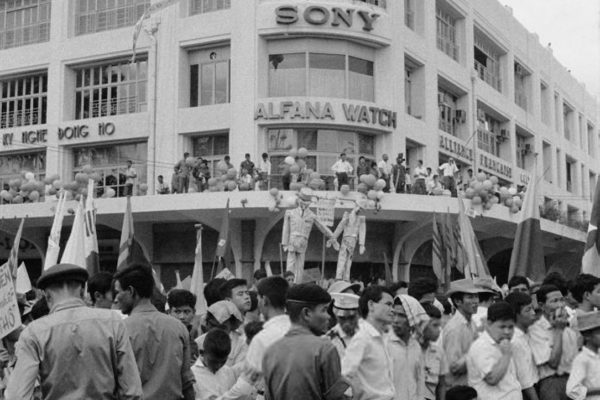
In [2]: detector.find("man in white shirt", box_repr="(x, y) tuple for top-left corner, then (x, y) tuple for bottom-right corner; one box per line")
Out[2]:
(412, 160), (428, 195)
(258, 152), (272, 190)
(438, 158), (459, 197)
(124, 160), (137, 196)
(566, 311), (600, 400)
(466, 301), (522, 400)
(378, 154), (393, 193)
(342, 286), (395, 400)
(331, 153), (353, 190)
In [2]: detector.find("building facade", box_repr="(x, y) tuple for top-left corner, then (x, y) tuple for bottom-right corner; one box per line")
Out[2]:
(0, 0), (598, 286)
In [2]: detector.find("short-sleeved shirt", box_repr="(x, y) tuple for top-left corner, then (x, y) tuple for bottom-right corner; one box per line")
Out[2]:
(466, 331), (523, 400)
(439, 163), (458, 177)
(442, 311), (478, 387)
(423, 343), (449, 400)
(245, 314), (291, 373)
(511, 327), (539, 390)
(528, 316), (579, 379)
(191, 358), (255, 400)
(566, 347), (600, 400)
(386, 332), (424, 400)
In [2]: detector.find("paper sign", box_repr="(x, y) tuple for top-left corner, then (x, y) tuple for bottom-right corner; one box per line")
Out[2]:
(0, 262), (21, 339)
(317, 198), (336, 227)
(215, 267), (235, 280)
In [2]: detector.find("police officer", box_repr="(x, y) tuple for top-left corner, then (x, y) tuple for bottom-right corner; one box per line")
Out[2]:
(326, 292), (360, 358)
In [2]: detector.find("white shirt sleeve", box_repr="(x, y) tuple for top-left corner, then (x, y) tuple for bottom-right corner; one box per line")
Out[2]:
(566, 354), (588, 400)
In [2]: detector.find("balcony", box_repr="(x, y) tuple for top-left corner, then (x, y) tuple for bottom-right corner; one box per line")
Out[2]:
(438, 117), (456, 136)
(474, 60), (501, 92)
(75, 1), (149, 36)
(0, 107), (45, 129)
(0, 22), (50, 50)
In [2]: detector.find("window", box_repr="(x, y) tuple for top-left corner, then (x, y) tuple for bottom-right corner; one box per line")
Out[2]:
(190, 0), (230, 15)
(588, 123), (595, 157)
(0, 0), (50, 49)
(405, 66), (412, 115)
(359, 0), (386, 8)
(268, 53), (374, 101)
(436, 7), (458, 61)
(477, 111), (501, 157)
(0, 151), (45, 192)
(75, 0), (149, 36)
(73, 142), (147, 197)
(514, 62), (528, 110)
(438, 89), (457, 135)
(516, 135), (526, 169)
(190, 50), (230, 107)
(474, 35), (501, 92)
(563, 103), (573, 141)
(590, 173), (596, 201)
(0, 73), (47, 129)
(566, 159), (573, 192)
(540, 82), (550, 125)
(191, 134), (229, 176)
(74, 59), (148, 120)
(404, 0), (414, 29)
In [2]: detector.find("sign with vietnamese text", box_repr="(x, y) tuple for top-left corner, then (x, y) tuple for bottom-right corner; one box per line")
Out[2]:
(0, 262), (21, 339)
(317, 198), (336, 227)
(57, 122), (115, 140)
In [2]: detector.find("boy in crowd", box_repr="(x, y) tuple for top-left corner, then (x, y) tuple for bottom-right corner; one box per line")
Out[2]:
(570, 274), (600, 326)
(508, 275), (531, 295)
(421, 303), (448, 400)
(505, 292), (540, 400)
(466, 301), (522, 399)
(408, 277), (438, 306)
(168, 289), (200, 361)
(196, 300), (245, 367)
(566, 311), (600, 400)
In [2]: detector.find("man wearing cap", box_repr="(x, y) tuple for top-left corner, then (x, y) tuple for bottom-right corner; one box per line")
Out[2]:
(263, 283), (350, 400)
(442, 278), (494, 388)
(327, 293), (361, 358)
(6, 263), (143, 400)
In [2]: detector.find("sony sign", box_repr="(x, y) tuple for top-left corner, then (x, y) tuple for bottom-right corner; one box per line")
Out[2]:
(275, 5), (380, 32)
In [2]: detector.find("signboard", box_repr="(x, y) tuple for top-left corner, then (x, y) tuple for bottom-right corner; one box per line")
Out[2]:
(0, 262), (21, 339)
(479, 154), (512, 179)
(275, 5), (380, 32)
(317, 198), (336, 227)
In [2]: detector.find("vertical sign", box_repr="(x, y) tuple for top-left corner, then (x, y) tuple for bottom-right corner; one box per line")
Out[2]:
(0, 262), (21, 339)
(317, 198), (336, 227)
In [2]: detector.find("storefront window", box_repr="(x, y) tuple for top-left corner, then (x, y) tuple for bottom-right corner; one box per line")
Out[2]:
(0, 73), (47, 128)
(0, 151), (45, 189)
(191, 134), (229, 176)
(74, 58), (148, 120)
(269, 52), (374, 101)
(73, 141), (147, 197)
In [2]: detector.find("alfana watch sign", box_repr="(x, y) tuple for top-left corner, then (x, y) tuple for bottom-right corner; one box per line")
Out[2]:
(275, 5), (380, 32)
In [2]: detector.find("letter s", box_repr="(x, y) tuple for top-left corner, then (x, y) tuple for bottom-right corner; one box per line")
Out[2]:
(275, 6), (298, 25)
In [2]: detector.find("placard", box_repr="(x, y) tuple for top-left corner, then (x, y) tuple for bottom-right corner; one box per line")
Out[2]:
(317, 198), (336, 227)
(0, 262), (21, 339)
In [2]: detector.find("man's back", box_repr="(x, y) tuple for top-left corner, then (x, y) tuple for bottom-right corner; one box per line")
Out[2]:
(7, 299), (142, 400)
(124, 303), (194, 400)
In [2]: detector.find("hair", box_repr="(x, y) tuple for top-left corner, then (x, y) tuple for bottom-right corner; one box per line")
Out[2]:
(244, 321), (264, 344)
(422, 302), (442, 319)
(245, 153), (250, 157)
(284, 271), (295, 278)
(438, 296), (453, 315)
(30, 296), (49, 320)
(359, 156), (365, 161)
(248, 290), (258, 312)
(536, 284), (561, 305)
(158, 175), (163, 179)
(203, 328), (231, 359)
(204, 278), (227, 307)
(113, 264), (155, 298)
(359, 286), (391, 319)
(446, 386), (478, 400)
(257, 276), (289, 309)
(487, 301), (515, 323)
(87, 271), (113, 304)
(253, 269), (267, 282)
(505, 292), (533, 316)
(167, 289), (196, 309)
(450, 292), (470, 305)
(570, 274), (600, 303)
(418, 159), (423, 164)
(224, 155), (230, 161)
(388, 281), (408, 294)
(262, 152), (268, 158)
(407, 278), (438, 301)
(220, 279), (247, 300)
(478, 292), (495, 303)
(542, 272), (569, 296)
(508, 275), (530, 290)
(151, 286), (167, 313)
(340, 152), (346, 157)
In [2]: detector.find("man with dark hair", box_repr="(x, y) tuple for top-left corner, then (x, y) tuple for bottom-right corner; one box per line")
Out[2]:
(252, 269), (267, 291)
(505, 292), (540, 400)
(240, 153), (255, 177)
(342, 286), (395, 400)
(528, 284), (578, 400)
(421, 303), (448, 400)
(204, 278), (227, 307)
(543, 272), (570, 297)
(87, 271), (114, 309)
(508, 275), (531, 295)
(331, 152), (353, 190)
(7, 264), (142, 399)
(570, 273), (600, 317)
(442, 279), (494, 388)
(263, 284), (350, 400)
(175, 152), (191, 193)
(114, 265), (195, 400)
(220, 278), (251, 315)
(408, 277), (438, 305)
(466, 301), (520, 399)
(168, 289), (199, 360)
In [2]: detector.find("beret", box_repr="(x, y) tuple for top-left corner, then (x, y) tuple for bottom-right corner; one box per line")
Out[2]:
(288, 283), (331, 305)
(37, 263), (89, 290)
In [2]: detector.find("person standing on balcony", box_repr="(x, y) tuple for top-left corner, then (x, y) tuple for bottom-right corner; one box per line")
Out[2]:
(240, 153), (256, 178)
(258, 153), (271, 190)
(331, 153), (353, 190)
(378, 154), (393, 193)
(392, 154), (406, 193)
(175, 152), (191, 193)
(124, 160), (137, 197)
(439, 158), (459, 197)
(413, 160), (428, 195)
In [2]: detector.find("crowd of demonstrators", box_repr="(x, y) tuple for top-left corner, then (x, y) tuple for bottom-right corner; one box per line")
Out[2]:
(7, 264), (600, 400)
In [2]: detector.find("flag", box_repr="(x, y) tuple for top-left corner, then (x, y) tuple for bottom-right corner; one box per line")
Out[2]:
(583, 178), (600, 276)
(8, 218), (24, 280)
(190, 225), (207, 315)
(383, 252), (393, 285)
(215, 199), (230, 259)
(116, 196), (152, 270)
(265, 261), (273, 277)
(84, 180), (99, 276)
(457, 196), (491, 279)
(60, 198), (87, 269)
(432, 213), (444, 283)
(44, 192), (66, 270)
(131, 0), (180, 63)
(175, 270), (183, 289)
(509, 171), (545, 281)
(16, 262), (31, 294)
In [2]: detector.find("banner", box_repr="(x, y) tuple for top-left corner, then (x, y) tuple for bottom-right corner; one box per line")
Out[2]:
(0, 262), (21, 339)
(45, 192), (66, 270)
(317, 198), (336, 227)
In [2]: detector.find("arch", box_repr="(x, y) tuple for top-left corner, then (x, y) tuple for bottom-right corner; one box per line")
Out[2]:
(253, 213), (285, 271)
(392, 217), (433, 282)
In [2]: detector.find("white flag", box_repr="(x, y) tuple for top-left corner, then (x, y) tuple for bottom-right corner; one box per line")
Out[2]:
(60, 198), (87, 270)
(44, 192), (66, 270)
(16, 262), (31, 294)
(190, 227), (207, 315)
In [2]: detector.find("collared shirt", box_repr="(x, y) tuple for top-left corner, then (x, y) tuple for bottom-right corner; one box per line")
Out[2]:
(378, 160), (392, 176)
(511, 327), (539, 390)
(6, 298), (142, 400)
(126, 166), (137, 184)
(529, 316), (579, 379)
(342, 319), (395, 400)
(439, 162), (458, 177)
(259, 159), (272, 175)
(472, 305), (488, 333)
(123, 302), (194, 400)
(414, 166), (428, 181)
(191, 358), (255, 400)
(386, 332), (424, 400)
(240, 160), (255, 175)
(263, 326), (349, 400)
(246, 314), (291, 373)
(331, 160), (353, 174)
(423, 343), (449, 400)
(327, 323), (355, 359)
(442, 311), (478, 387)
(466, 331), (522, 400)
(566, 347), (600, 400)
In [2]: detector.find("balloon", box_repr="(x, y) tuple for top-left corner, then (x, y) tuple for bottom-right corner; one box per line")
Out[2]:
(513, 197), (523, 208)
(367, 200), (376, 208)
(285, 156), (295, 165)
(13, 195), (23, 204)
(508, 187), (518, 196)
(297, 148), (308, 158)
(374, 179), (386, 191)
(75, 172), (89, 184)
(82, 164), (94, 174)
(65, 190), (74, 200)
(511, 205), (520, 214)
(504, 198), (513, 207)
(499, 187), (510, 199)
(296, 159), (306, 169)
(476, 172), (487, 182)
(469, 180), (478, 189)
(220, 174), (228, 182)
(3, 193), (13, 202)
(48, 188), (57, 196)
(471, 196), (482, 205)
(484, 202), (494, 210)
(490, 176), (499, 185)
(376, 191), (385, 200)
(442, 190), (452, 197)
(44, 176), (54, 185)
(367, 190), (378, 200)
(29, 190), (40, 201)
(239, 183), (250, 191)
(363, 175), (376, 187)
(357, 183), (368, 194)
(139, 183), (148, 192)
(21, 181), (36, 192)
(270, 188), (279, 197)
(53, 180), (62, 190)
(482, 180), (493, 190)
(226, 181), (237, 191)
(433, 188), (444, 196)
(227, 168), (237, 180)
(106, 188), (116, 198)
(288, 148), (297, 158)
(290, 164), (300, 174)
(310, 172), (321, 181)
(208, 178), (217, 186)
(24, 172), (35, 181)
(289, 182), (302, 191)
(90, 172), (101, 182)
(268, 206), (276, 212)
(360, 175), (369, 184)
(465, 188), (475, 199)
(473, 182), (483, 192)
(340, 185), (350, 196)
(490, 196), (499, 204)
(0, 190), (8, 199)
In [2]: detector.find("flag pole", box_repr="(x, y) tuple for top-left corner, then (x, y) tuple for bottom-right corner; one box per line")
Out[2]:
(321, 235), (326, 281)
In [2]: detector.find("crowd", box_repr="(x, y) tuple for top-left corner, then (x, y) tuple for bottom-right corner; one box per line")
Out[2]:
(3, 262), (600, 400)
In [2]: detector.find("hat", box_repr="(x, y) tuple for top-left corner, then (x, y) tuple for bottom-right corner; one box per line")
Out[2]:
(328, 280), (361, 295)
(576, 311), (600, 332)
(297, 188), (313, 202)
(288, 283), (331, 305)
(446, 278), (496, 296)
(473, 277), (502, 294)
(331, 293), (359, 317)
(207, 300), (244, 324)
(37, 263), (89, 290)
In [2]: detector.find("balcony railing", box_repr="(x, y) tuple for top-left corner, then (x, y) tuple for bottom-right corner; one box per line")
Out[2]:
(0, 22), (50, 50)
(0, 107), (44, 129)
(474, 60), (501, 92)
